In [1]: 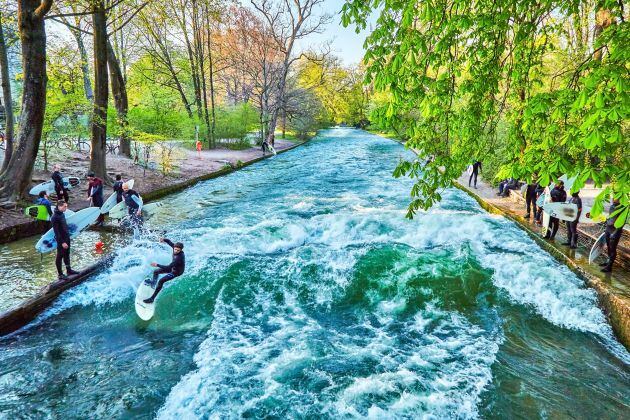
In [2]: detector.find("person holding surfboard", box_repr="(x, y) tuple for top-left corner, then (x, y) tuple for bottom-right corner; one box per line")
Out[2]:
(36, 191), (53, 219)
(51, 200), (79, 280)
(602, 199), (624, 273)
(86, 172), (105, 226)
(143, 238), (186, 304)
(563, 191), (582, 249)
(261, 139), (271, 155)
(544, 180), (566, 240)
(52, 164), (70, 203)
(122, 182), (143, 227)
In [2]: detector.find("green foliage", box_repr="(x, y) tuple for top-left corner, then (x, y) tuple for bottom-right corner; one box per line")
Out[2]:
(296, 58), (369, 126)
(343, 0), (629, 222)
(214, 103), (259, 141)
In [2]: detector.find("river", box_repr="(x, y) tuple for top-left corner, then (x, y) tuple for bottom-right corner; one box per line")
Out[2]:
(0, 128), (628, 418)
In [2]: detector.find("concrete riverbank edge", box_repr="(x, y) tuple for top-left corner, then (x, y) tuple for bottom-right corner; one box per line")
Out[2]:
(0, 140), (308, 245)
(453, 182), (630, 350)
(0, 140), (309, 336)
(0, 255), (115, 336)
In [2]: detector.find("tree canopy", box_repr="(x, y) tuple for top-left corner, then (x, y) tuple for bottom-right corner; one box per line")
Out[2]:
(343, 0), (628, 224)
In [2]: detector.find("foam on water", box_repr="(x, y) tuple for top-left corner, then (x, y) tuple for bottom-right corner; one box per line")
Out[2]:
(11, 129), (626, 417)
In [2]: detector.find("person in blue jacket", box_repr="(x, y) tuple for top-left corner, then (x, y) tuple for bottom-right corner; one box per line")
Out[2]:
(36, 191), (53, 218)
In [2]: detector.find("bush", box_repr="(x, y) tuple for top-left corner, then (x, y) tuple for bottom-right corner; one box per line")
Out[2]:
(214, 103), (259, 141)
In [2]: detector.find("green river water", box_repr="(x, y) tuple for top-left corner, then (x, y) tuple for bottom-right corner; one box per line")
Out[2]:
(0, 128), (628, 419)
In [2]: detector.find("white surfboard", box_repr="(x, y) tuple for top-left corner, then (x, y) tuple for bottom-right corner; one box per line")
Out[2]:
(558, 174), (577, 192)
(35, 207), (101, 253)
(135, 278), (156, 320)
(29, 176), (81, 196)
(543, 202), (579, 222)
(520, 184), (528, 197)
(112, 199), (161, 221)
(536, 192), (546, 208)
(588, 232), (607, 264)
(467, 165), (473, 175)
(108, 200), (128, 219)
(141, 202), (162, 219)
(100, 179), (134, 214)
(269, 145), (277, 155)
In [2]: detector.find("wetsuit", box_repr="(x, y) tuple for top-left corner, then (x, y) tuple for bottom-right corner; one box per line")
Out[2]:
(603, 203), (625, 272)
(546, 186), (567, 239)
(88, 177), (105, 224)
(262, 141), (270, 155)
(52, 170), (69, 202)
(113, 181), (124, 203)
(565, 195), (582, 248)
(123, 189), (143, 226)
(525, 183), (538, 218)
(36, 197), (53, 218)
(146, 239), (185, 302)
(51, 208), (72, 277)
(469, 161), (482, 188)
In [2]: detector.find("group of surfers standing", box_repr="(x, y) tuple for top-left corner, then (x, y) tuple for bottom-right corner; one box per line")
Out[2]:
(520, 176), (624, 274)
(38, 165), (184, 305)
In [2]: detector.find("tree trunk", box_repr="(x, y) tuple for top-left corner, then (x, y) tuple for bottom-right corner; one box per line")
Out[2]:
(281, 105), (286, 139)
(206, 11), (216, 148)
(72, 28), (93, 101)
(0, 12), (15, 172)
(107, 40), (130, 157)
(593, 9), (613, 61)
(0, 0), (52, 204)
(90, 1), (108, 180)
(188, 1), (203, 119)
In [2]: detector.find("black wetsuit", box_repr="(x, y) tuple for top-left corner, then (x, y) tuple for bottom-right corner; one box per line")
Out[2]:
(52, 171), (69, 202)
(566, 195), (582, 248)
(604, 203), (625, 272)
(469, 161), (482, 188)
(546, 186), (567, 239)
(525, 183), (538, 217)
(88, 177), (105, 224)
(51, 208), (72, 277)
(147, 239), (185, 301)
(113, 181), (124, 203)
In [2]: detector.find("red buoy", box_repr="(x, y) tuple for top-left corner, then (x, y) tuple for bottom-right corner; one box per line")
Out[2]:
(95, 241), (104, 254)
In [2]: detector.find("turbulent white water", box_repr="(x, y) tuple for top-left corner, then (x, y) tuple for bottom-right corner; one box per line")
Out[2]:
(2, 128), (627, 418)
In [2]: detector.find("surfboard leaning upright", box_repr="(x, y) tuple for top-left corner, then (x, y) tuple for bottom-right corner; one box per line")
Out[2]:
(588, 232), (607, 265)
